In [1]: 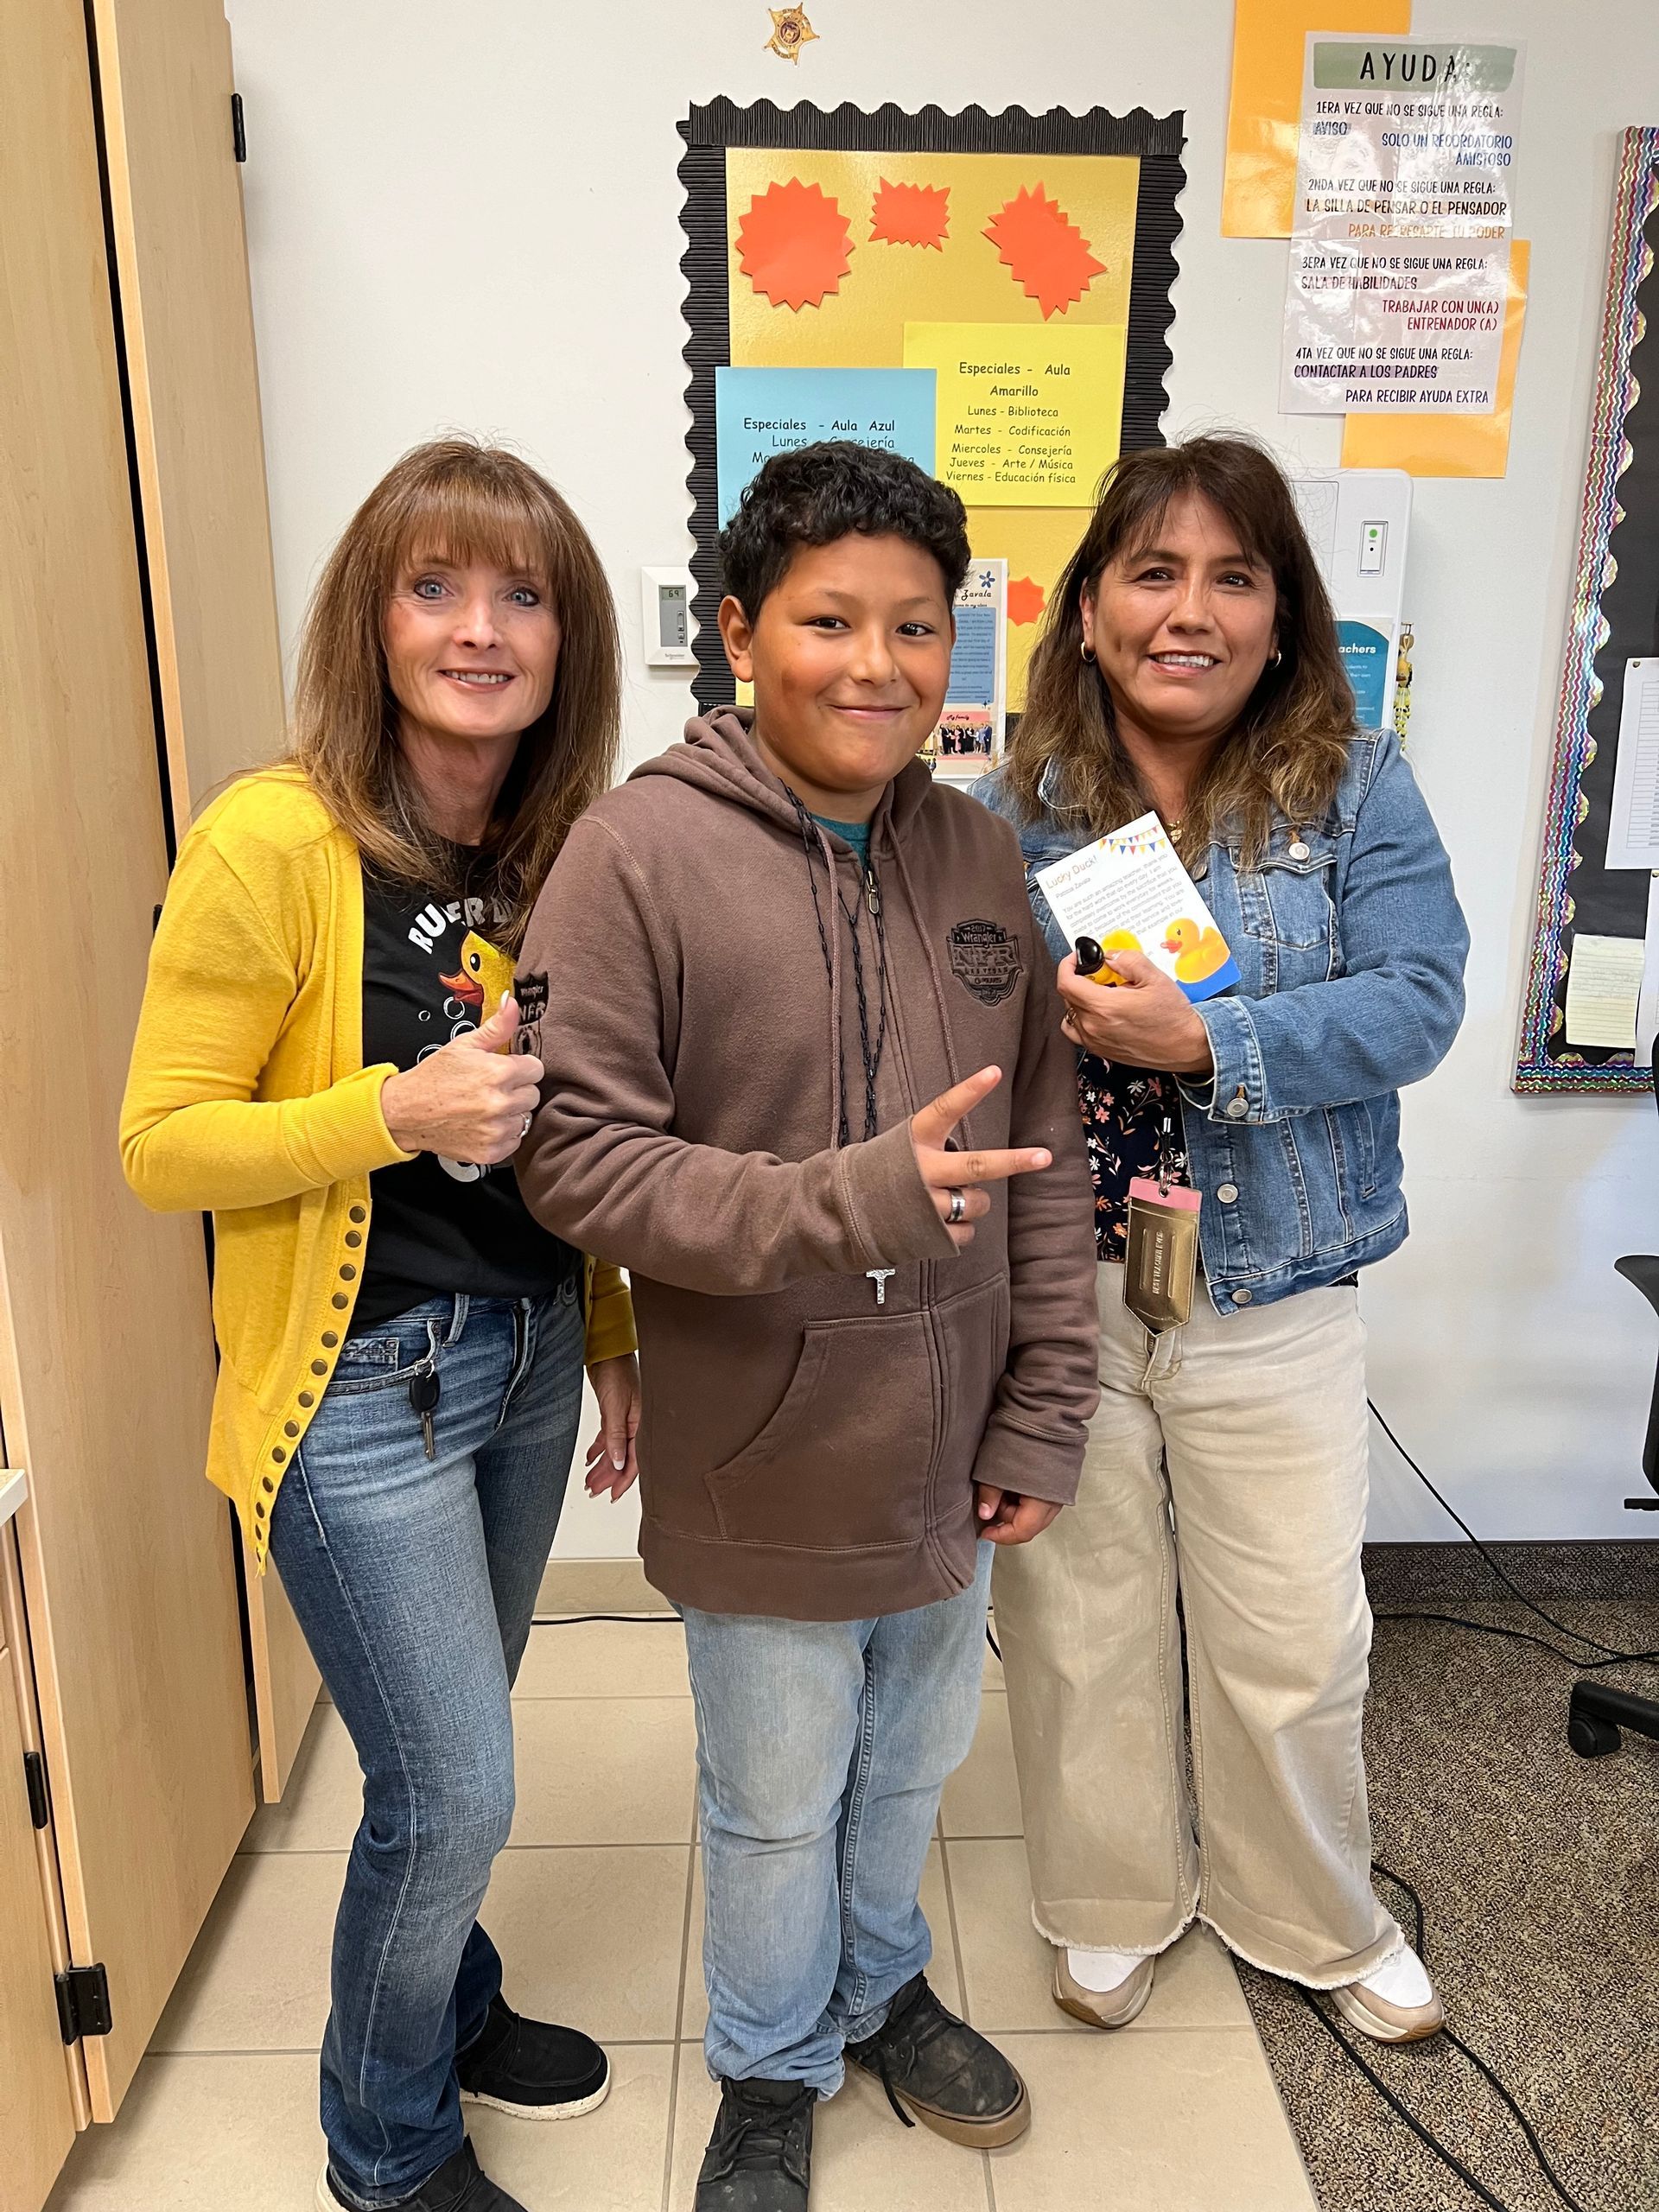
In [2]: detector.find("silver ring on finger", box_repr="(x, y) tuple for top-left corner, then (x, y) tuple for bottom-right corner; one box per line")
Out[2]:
(947, 1187), (968, 1226)
(519, 1113), (534, 1140)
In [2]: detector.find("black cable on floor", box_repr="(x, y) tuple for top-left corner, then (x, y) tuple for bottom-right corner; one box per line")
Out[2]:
(529, 1611), (680, 1626)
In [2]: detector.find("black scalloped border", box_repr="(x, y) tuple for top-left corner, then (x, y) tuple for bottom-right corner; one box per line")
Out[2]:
(678, 102), (1187, 709)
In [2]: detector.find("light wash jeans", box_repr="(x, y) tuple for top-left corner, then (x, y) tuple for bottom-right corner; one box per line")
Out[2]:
(683, 1541), (994, 2095)
(269, 1282), (584, 2209)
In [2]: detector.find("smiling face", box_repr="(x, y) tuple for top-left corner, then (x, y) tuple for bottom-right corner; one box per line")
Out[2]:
(1082, 490), (1279, 753)
(718, 534), (954, 823)
(382, 553), (562, 758)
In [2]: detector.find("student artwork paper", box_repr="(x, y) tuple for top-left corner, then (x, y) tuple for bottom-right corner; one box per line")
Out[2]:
(1604, 660), (1659, 870)
(1034, 814), (1242, 1004)
(1281, 37), (1525, 416)
(929, 560), (1007, 779)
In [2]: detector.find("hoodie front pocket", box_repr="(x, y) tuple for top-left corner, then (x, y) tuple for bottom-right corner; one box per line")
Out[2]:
(703, 1311), (938, 1552)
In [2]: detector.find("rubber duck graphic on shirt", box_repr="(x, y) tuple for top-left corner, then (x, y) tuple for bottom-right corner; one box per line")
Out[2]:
(435, 931), (515, 1183)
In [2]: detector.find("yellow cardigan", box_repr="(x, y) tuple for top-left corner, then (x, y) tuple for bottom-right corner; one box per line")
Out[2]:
(120, 766), (636, 1572)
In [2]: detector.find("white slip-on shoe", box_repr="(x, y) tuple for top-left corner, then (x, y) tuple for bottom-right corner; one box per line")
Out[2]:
(1052, 1945), (1156, 2029)
(1329, 1944), (1444, 2044)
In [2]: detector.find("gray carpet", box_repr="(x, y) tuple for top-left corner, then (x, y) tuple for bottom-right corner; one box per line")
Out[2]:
(1238, 1594), (1659, 2212)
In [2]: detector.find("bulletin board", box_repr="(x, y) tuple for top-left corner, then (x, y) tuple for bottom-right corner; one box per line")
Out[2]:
(678, 100), (1185, 715)
(1516, 128), (1659, 1094)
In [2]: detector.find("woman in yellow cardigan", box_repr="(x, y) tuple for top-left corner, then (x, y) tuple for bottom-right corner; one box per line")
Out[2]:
(123, 440), (639, 2212)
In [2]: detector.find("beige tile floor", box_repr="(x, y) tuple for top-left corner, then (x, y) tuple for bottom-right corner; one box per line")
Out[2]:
(46, 1617), (1317, 2212)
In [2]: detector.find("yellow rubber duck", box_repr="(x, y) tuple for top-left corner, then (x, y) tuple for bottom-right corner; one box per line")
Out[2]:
(1162, 917), (1231, 985)
(441, 931), (516, 1047)
(1075, 931), (1141, 987)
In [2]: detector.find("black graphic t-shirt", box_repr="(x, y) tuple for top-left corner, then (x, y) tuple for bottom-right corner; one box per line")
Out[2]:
(355, 856), (578, 1330)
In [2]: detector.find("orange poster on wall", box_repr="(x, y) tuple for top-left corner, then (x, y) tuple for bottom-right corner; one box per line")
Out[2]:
(1341, 241), (1530, 478)
(1222, 0), (1412, 238)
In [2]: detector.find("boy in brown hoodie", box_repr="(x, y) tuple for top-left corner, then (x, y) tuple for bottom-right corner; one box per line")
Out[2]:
(515, 443), (1097, 2210)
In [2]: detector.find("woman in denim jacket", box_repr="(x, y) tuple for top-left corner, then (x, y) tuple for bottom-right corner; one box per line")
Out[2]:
(976, 436), (1467, 2046)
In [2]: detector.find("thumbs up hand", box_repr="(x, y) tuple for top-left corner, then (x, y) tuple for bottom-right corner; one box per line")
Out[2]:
(380, 995), (546, 1163)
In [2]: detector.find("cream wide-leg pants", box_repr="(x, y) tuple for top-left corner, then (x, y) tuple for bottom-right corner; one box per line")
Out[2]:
(994, 1262), (1402, 1987)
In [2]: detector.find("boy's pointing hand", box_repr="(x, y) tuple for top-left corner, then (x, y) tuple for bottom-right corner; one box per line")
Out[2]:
(909, 1065), (1052, 1251)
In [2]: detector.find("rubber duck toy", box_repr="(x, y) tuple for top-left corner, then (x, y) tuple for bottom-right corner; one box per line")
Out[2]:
(1162, 917), (1231, 986)
(441, 931), (516, 1046)
(1074, 932), (1141, 987)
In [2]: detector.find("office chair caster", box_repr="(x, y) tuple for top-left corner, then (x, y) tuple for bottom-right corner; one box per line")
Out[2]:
(1567, 1700), (1621, 1759)
(1568, 1681), (1657, 1758)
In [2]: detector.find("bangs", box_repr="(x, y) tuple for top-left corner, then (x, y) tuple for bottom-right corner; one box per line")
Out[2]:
(1109, 474), (1271, 574)
(388, 473), (559, 594)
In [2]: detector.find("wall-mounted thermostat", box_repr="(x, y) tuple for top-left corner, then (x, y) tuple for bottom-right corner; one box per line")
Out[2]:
(641, 566), (696, 667)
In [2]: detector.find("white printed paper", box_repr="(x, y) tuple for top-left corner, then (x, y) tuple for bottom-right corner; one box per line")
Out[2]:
(1605, 659), (1659, 869)
(1034, 813), (1241, 1005)
(1282, 36), (1525, 415)
(1637, 874), (1659, 1068)
(1564, 934), (1644, 1052)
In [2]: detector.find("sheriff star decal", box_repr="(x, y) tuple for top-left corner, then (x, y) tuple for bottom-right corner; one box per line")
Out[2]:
(765, 7), (817, 62)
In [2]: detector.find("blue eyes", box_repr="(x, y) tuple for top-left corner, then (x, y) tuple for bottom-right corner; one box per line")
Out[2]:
(410, 577), (541, 607)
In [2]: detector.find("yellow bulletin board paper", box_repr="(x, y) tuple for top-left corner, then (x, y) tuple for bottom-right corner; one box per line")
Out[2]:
(903, 323), (1124, 509)
(1342, 240), (1529, 480)
(727, 149), (1140, 367)
(1222, 0), (1412, 239)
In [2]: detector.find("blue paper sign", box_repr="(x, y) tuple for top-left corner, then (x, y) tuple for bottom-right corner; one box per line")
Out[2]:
(1337, 620), (1393, 732)
(715, 368), (937, 525)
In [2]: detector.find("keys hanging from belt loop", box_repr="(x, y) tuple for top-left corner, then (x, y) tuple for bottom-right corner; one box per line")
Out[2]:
(409, 1368), (440, 1459)
(1158, 1114), (1173, 1199)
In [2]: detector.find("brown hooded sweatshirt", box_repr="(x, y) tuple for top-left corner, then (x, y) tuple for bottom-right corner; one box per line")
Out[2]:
(515, 709), (1098, 1620)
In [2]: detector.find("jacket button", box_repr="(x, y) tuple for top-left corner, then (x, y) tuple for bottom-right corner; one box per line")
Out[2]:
(1225, 1096), (1248, 1119)
(298, 1390), (315, 1408)
(349, 1205), (366, 1224)
(322, 1332), (339, 1349)
(1288, 841), (1311, 861)
(345, 1231), (362, 1249)
(283, 1421), (300, 1439)
(332, 1294), (349, 1309)
(310, 1359), (327, 1376)
(1233, 1287), (1254, 1305)
(271, 1446), (285, 1464)
(262, 1476), (275, 1494)
(1217, 1183), (1239, 1204)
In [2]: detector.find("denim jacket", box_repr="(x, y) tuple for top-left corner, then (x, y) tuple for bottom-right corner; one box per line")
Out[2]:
(975, 728), (1468, 1314)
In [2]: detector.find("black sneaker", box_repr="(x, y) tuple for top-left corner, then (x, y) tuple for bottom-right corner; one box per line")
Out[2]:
(846, 1974), (1030, 2147)
(316, 2141), (525, 2211)
(694, 2076), (815, 2210)
(457, 1994), (610, 2120)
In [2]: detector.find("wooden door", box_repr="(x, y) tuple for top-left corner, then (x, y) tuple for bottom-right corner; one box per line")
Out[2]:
(0, 1523), (79, 2212)
(89, 0), (320, 1797)
(0, 0), (254, 2119)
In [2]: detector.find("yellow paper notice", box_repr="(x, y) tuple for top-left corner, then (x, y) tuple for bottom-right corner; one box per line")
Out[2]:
(1222, 0), (1412, 238)
(903, 323), (1124, 508)
(1342, 241), (1530, 480)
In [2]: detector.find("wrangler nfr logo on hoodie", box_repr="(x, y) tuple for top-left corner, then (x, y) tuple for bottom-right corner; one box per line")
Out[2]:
(947, 918), (1024, 1007)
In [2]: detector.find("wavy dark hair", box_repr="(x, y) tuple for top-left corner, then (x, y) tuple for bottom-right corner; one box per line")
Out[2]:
(720, 440), (971, 619)
(1006, 435), (1354, 861)
(289, 437), (620, 953)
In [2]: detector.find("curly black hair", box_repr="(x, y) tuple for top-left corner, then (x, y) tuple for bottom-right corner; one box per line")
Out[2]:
(718, 440), (971, 620)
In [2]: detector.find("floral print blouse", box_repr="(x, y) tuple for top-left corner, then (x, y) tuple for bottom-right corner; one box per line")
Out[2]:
(1075, 1051), (1190, 1262)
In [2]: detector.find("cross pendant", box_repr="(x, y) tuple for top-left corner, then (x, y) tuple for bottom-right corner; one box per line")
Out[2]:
(867, 1268), (896, 1307)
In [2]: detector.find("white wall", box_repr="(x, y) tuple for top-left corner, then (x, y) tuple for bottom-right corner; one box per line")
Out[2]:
(223, 0), (1659, 1550)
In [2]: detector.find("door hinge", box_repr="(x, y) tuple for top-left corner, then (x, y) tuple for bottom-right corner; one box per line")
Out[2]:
(231, 92), (246, 162)
(23, 1749), (48, 1829)
(56, 1963), (112, 2045)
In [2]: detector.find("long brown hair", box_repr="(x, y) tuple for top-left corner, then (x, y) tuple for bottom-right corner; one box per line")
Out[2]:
(1007, 435), (1353, 861)
(290, 436), (621, 951)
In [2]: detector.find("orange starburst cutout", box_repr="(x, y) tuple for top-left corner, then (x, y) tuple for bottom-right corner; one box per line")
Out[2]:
(983, 185), (1107, 319)
(735, 180), (855, 311)
(869, 179), (950, 250)
(1007, 575), (1048, 626)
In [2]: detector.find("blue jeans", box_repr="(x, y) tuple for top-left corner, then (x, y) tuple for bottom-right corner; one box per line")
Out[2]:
(269, 1284), (584, 2209)
(683, 1541), (994, 2095)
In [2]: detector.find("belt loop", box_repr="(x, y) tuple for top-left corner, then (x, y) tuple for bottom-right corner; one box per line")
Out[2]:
(447, 1294), (470, 1348)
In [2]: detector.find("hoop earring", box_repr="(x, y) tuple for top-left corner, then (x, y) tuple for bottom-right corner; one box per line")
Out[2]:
(1081, 643), (1097, 665)
(1269, 649), (1283, 667)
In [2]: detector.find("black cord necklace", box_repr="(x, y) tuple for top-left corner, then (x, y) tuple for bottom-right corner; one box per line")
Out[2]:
(787, 792), (889, 1145)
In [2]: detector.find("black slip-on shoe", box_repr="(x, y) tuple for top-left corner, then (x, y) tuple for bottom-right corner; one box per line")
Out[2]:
(846, 1973), (1030, 2148)
(457, 1994), (611, 2120)
(315, 2140), (526, 2212)
(694, 2076), (815, 2211)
